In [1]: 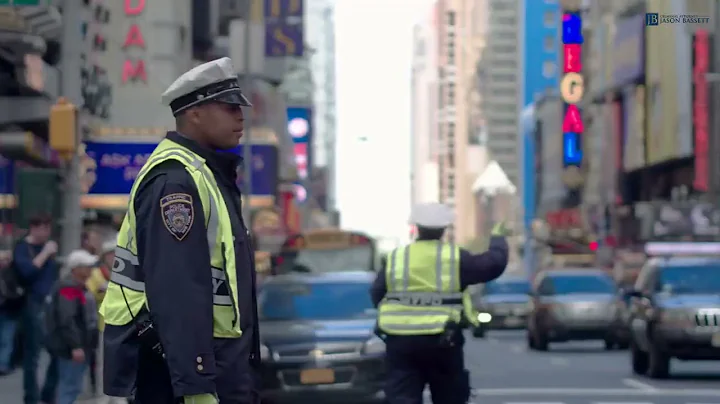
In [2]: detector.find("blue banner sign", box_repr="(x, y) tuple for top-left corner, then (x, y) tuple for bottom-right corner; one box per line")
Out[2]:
(84, 141), (157, 195)
(264, 0), (304, 18)
(265, 21), (304, 57)
(286, 107), (311, 144)
(234, 144), (279, 197)
(0, 156), (13, 197)
(86, 141), (279, 197)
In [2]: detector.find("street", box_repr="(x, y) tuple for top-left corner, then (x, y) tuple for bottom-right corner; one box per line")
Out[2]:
(0, 330), (718, 403)
(464, 330), (720, 404)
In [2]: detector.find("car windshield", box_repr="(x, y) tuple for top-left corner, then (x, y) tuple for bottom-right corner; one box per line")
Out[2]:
(484, 281), (530, 295)
(259, 281), (376, 321)
(278, 246), (374, 273)
(546, 275), (616, 295)
(658, 264), (720, 294)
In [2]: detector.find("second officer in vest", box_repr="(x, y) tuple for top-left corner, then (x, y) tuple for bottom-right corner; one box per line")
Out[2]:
(100, 57), (260, 404)
(370, 203), (509, 404)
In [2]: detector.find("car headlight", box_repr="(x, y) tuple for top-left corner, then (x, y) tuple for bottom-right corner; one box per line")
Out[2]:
(477, 312), (492, 323)
(259, 344), (271, 361)
(363, 336), (386, 355)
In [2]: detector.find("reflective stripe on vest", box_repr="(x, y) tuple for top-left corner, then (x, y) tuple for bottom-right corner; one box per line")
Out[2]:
(377, 241), (461, 335)
(100, 139), (242, 338)
(462, 289), (480, 327)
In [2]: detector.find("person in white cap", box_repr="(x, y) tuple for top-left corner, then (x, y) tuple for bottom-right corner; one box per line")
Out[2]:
(44, 249), (99, 404)
(371, 203), (509, 404)
(100, 57), (260, 404)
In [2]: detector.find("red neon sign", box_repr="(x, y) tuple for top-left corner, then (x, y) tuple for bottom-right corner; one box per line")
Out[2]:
(122, 0), (147, 83)
(693, 30), (709, 191)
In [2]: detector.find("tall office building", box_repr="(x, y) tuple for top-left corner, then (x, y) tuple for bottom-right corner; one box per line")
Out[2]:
(307, 0), (338, 213)
(410, 8), (439, 209)
(413, 0), (487, 242)
(481, 0), (521, 186)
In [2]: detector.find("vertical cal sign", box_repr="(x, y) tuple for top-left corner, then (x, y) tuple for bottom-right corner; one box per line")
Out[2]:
(561, 12), (584, 172)
(693, 30), (709, 191)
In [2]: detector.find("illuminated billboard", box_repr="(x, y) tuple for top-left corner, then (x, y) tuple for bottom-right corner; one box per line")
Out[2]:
(561, 12), (584, 173)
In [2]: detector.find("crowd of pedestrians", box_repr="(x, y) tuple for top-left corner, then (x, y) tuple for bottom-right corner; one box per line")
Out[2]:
(0, 214), (117, 404)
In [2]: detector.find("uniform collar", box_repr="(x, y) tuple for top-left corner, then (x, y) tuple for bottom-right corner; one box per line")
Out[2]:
(166, 131), (241, 180)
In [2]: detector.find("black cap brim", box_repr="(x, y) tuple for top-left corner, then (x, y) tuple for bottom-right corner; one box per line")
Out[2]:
(214, 90), (252, 107)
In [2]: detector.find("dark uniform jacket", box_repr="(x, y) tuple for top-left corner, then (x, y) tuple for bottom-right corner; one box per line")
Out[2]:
(103, 132), (260, 403)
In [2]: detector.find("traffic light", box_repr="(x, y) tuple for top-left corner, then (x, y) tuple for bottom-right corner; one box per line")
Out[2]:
(589, 241), (599, 252)
(49, 97), (78, 157)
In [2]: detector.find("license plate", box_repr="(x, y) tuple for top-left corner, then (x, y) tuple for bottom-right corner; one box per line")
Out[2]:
(504, 317), (522, 326)
(711, 333), (720, 347)
(300, 368), (335, 384)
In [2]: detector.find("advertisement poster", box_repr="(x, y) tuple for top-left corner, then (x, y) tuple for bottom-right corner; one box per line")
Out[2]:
(612, 14), (645, 87)
(0, 156), (13, 196)
(622, 86), (646, 171)
(234, 144), (279, 199)
(83, 141), (157, 209)
(645, 0), (680, 164)
(607, 102), (622, 203)
(0, 156), (14, 208)
(286, 107), (312, 178)
(671, 0), (694, 157)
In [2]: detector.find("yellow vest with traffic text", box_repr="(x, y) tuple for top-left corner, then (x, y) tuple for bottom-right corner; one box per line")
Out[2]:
(377, 241), (462, 335)
(99, 138), (242, 338)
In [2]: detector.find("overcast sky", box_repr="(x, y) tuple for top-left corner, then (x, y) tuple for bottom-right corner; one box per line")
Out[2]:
(334, 0), (433, 244)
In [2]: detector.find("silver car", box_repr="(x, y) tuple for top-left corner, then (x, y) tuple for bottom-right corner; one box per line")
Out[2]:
(471, 278), (531, 338)
(527, 269), (619, 351)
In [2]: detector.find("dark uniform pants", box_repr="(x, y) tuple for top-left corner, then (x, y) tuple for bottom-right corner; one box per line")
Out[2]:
(384, 336), (469, 404)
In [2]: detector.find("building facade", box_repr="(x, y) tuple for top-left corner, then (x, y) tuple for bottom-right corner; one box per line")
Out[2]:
(481, 0), (521, 185)
(410, 7), (439, 209)
(430, 0), (488, 243)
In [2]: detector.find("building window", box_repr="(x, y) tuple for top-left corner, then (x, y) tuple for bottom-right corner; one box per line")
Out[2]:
(542, 61), (556, 78)
(543, 11), (557, 27)
(446, 11), (456, 26)
(544, 36), (555, 52)
(448, 153), (455, 168)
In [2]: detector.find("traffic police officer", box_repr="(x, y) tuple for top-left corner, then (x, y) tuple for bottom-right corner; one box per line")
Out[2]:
(100, 57), (260, 404)
(370, 203), (509, 404)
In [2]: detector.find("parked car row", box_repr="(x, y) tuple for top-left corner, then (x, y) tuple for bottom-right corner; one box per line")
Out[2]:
(469, 241), (720, 379)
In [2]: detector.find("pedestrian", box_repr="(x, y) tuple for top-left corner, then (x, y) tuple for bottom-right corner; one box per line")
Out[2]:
(370, 203), (510, 404)
(85, 240), (113, 396)
(0, 249), (20, 375)
(81, 229), (103, 255)
(44, 249), (98, 404)
(100, 57), (260, 404)
(12, 213), (60, 404)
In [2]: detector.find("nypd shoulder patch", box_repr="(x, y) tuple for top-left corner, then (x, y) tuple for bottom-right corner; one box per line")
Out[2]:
(160, 193), (194, 241)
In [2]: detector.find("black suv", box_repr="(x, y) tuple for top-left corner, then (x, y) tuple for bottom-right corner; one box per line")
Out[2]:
(627, 257), (720, 378)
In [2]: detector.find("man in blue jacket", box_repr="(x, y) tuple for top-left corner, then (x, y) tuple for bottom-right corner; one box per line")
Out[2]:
(13, 213), (59, 404)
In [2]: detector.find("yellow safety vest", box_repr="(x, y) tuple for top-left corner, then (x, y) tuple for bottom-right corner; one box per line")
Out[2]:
(462, 289), (480, 327)
(99, 138), (242, 338)
(378, 241), (462, 335)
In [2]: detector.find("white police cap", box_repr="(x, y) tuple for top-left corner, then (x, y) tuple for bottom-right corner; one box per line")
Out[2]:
(409, 203), (454, 228)
(161, 57), (252, 116)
